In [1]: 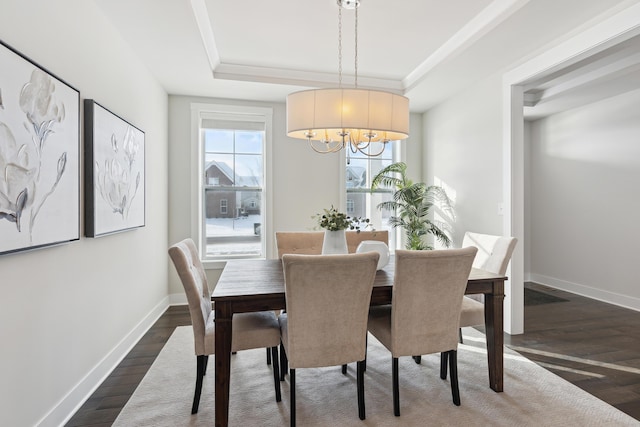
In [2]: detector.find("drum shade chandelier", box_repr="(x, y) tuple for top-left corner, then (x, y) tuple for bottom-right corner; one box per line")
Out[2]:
(286, 0), (409, 157)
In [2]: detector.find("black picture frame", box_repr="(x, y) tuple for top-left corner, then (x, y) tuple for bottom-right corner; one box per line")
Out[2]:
(84, 100), (145, 237)
(0, 40), (81, 255)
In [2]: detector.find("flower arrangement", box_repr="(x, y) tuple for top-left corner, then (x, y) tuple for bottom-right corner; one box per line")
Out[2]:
(314, 205), (370, 232)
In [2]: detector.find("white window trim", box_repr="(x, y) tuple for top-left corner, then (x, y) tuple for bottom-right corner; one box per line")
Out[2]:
(190, 103), (273, 269)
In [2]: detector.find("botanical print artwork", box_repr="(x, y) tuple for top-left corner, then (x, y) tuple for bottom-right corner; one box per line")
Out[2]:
(85, 100), (145, 237)
(0, 42), (80, 255)
(96, 125), (141, 219)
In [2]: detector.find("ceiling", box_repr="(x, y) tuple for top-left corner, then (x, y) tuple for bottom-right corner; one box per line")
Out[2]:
(93, 0), (640, 116)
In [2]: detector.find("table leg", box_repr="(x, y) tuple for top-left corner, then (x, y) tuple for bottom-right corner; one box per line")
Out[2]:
(215, 302), (233, 427)
(484, 280), (504, 392)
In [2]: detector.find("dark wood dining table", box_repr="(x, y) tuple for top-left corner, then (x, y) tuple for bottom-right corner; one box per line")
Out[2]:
(212, 258), (506, 427)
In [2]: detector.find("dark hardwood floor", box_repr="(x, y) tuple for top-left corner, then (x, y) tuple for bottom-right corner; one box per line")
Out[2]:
(66, 284), (640, 426)
(504, 282), (640, 420)
(65, 306), (191, 427)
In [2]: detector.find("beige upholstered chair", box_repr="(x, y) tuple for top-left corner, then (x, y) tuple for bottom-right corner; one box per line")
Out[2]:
(444, 232), (518, 379)
(168, 238), (282, 414)
(275, 231), (324, 259)
(459, 232), (518, 330)
(279, 252), (379, 426)
(368, 247), (477, 415)
(346, 230), (389, 253)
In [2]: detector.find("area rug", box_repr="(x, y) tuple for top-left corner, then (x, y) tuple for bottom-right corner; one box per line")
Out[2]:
(113, 327), (637, 426)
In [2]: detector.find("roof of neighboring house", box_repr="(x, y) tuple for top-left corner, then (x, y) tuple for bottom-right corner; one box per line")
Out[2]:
(346, 165), (366, 188)
(205, 161), (259, 187)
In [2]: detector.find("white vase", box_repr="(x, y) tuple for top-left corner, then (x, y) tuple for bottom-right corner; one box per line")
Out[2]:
(322, 229), (348, 255)
(356, 240), (390, 270)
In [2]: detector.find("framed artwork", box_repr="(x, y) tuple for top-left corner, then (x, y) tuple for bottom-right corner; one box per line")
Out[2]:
(84, 100), (145, 237)
(0, 40), (80, 256)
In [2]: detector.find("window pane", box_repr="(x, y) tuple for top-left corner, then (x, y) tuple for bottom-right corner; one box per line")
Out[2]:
(345, 141), (398, 251)
(235, 131), (263, 154)
(204, 154), (234, 186)
(235, 154), (263, 187)
(346, 159), (367, 188)
(205, 189), (262, 257)
(201, 121), (266, 258)
(204, 129), (233, 152)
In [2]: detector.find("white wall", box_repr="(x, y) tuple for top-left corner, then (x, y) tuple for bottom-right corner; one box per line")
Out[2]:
(0, 1), (168, 426)
(423, 74), (506, 245)
(527, 89), (640, 309)
(423, 73), (520, 333)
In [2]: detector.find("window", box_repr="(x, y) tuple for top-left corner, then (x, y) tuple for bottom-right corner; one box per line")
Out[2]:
(346, 199), (354, 214)
(192, 104), (272, 261)
(345, 143), (398, 250)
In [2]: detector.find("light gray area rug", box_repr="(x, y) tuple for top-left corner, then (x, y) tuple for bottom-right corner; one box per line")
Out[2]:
(114, 327), (638, 426)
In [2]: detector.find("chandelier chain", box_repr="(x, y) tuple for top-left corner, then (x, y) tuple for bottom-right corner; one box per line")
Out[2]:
(354, 6), (358, 88)
(338, 6), (342, 88)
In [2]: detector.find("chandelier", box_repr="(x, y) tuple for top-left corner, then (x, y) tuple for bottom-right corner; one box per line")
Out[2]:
(286, 0), (409, 157)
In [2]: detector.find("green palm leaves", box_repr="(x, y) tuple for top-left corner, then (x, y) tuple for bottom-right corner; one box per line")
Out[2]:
(371, 162), (452, 250)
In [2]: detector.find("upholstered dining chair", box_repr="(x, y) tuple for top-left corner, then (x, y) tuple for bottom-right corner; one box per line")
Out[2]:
(459, 231), (518, 335)
(279, 252), (379, 426)
(368, 247), (477, 415)
(275, 231), (324, 259)
(168, 238), (282, 414)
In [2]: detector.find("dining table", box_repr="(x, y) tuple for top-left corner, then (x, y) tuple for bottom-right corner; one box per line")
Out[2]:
(212, 257), (506, 427)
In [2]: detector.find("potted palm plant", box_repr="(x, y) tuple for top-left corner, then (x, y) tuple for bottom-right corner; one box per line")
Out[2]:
(371, 162), (452, 250)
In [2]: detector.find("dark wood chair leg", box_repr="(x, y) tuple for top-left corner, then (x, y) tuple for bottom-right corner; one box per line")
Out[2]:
(267, 347), (272, 365)
(203, 354), (209, 376)
(459, 328), (464, 344)
(412, 355), (421, 364)
(363, 333), (367, 372)
(449, 350), (461, 406)
(271, 346), (281, 402)
(280, 342), (288, 381)
(290, 368), (296, 427)
(357, 360), (366, 420)
(192, 355), (206, 414)
(342, 364), (347, 374)
(392, 357), (400, 416)
(440, 351), (448, 380)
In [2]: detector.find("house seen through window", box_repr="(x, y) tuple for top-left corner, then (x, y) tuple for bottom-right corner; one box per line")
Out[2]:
(197, 105), (271, 260)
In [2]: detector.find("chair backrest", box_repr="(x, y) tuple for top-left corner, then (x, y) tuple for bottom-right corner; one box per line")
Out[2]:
(462, 231), (517, 275)
(390, 247), (477, 357)
(281, 252), (379, 368)
(275, 231), (324, 259)
(168, 238), (211, 355)
(346, 230), (389, 253)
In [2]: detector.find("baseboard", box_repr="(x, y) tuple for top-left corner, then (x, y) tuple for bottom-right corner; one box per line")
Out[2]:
(528, 273), (640, 312)
(40, 296), (170, 427)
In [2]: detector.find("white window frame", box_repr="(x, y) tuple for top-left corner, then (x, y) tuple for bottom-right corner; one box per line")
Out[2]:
(190, 103), (273, 268)
(220, 199), (228, 215)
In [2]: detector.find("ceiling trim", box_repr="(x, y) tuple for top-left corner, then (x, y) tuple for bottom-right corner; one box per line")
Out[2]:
(403, 0), (531, 92)
(190, 0), (220, 70)
(533, 51), (640, 104)
(212, 63), (404, 92)
(191, 0), (530, 93)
